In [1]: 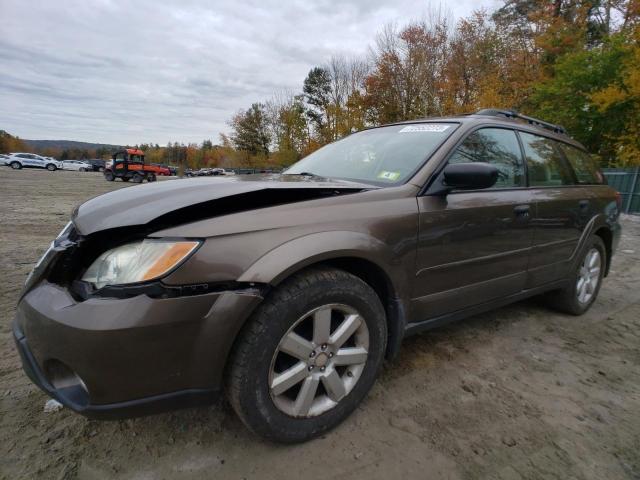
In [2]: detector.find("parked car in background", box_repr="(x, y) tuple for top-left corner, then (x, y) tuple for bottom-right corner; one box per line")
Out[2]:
(62, 160), (93, 172)
(5, 153), (62, 170)
(86, 159), (106, 172)
(188, 167), (227, 177)
(13, 109), (621, 443)
(0, 154), (10, 166)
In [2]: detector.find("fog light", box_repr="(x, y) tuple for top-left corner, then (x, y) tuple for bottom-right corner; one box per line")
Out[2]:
(44, 359), (89, 408)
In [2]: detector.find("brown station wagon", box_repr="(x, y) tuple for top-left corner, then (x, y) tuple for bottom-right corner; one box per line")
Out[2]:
(14, 109), (622, 442)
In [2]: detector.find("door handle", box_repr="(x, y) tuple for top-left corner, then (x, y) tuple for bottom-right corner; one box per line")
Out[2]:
(514, 205), (530, 217)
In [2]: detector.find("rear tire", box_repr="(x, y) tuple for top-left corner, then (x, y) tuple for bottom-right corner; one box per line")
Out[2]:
(10, 161), (22, 170)
(104, 170), (115, 181)
(46, 163), (57, 171)
(545, 235), (606, 315)
(148, 173), (157, 182)
(132, 173), (144, 183)
(226, 267), (387, 443)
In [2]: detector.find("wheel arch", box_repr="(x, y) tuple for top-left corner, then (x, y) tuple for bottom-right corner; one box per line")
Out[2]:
(306, 257), (406, 359)
(236, 231), (409, 359)
(593, 226), (613, 276)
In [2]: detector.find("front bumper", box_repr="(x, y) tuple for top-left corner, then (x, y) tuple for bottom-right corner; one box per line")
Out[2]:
(14, 281), (263, 419)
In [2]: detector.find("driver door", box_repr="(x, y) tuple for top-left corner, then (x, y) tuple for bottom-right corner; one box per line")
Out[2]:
(412, 127), (535, 320)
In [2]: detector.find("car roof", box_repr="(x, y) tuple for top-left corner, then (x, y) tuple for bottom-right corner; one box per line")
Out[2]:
(378, 109), (586, 150)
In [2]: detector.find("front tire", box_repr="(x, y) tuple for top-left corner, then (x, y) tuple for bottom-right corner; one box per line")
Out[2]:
(545, 235), (606, 315)
(10, 161), (22, 170)
(46, 163), (57, 171)
(104, 170), (115, 181)
(226, 267), (387, 443)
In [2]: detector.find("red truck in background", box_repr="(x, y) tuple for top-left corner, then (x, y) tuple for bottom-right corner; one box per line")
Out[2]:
(104, 149), (171, 183)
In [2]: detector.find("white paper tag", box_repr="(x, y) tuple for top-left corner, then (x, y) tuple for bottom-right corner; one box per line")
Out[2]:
(398, 124), (451, 133)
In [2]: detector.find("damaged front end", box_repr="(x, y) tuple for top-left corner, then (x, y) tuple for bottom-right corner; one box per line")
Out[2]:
(22, 219), (268, 302)
(26, 178), (369, 301)
(14, 176), (374, 416)
(14, 215), (267, 416)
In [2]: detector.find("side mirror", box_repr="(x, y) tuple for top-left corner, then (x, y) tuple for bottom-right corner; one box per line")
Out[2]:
(442, 162), (498, 191)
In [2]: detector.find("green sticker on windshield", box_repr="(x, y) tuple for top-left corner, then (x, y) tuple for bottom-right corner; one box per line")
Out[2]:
(377, 171), (401, 181)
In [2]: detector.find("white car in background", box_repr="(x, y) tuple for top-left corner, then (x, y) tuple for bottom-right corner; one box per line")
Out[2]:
(5, 153), (63, 171)
(0, 154), (10, 166)
(62, 160), (93, 172)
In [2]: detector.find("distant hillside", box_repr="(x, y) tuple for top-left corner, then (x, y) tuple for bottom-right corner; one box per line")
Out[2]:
(23, 139), (123, 151)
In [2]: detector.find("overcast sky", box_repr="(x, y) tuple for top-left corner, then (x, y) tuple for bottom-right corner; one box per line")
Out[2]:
(1, 0), (499, 145)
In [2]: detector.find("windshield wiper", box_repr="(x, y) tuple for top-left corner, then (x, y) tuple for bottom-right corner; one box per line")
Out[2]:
(282, 171), (320, 177)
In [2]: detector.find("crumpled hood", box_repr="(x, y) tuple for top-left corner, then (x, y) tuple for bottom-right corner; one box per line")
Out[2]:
(73, 174), (373, 235)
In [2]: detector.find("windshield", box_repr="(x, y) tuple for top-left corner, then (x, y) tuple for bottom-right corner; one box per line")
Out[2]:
(285, 123), (457, 185)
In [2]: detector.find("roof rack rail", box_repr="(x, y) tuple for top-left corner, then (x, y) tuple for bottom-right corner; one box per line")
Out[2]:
(474, 108), (567, 135)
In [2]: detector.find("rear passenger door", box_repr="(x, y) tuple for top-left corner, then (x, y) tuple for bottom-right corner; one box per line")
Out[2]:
(16, 154), (33, 166)
(519, 131), (595, 287)
(413, 127), (535, 320)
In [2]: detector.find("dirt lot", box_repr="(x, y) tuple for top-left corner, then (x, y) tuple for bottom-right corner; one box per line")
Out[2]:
(0, 168), (639, 480)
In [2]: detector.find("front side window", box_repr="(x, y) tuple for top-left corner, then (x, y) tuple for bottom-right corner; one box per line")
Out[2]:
(448, 128), (525, 188)
(285, 123), (457, 186)
(520, 132), (574, 186)
(558, 143), (603, 184)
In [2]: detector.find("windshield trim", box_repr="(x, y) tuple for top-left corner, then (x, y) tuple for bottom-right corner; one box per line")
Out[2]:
(285, 121), (461, 187)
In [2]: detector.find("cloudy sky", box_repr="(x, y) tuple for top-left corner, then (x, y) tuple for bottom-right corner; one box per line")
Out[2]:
(1, 0), (499, 145)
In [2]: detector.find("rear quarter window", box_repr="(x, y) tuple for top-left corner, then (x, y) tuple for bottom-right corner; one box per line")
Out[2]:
(519, 132), (575, 187)
(558, 143), (604, 184)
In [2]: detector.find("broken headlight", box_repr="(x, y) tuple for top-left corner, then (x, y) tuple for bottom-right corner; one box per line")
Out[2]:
(81, 239), (200, 289)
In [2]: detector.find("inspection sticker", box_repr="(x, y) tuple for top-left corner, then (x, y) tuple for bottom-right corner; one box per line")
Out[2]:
(398, 124), (451, 133)
(377, 171), (401, 181)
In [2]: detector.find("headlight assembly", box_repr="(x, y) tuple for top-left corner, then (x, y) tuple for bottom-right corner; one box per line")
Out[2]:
(82, 239), (200, 289)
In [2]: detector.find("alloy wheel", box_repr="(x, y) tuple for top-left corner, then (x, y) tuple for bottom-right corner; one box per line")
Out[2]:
(268, 304), (369, 418)
(576, 248), (601, 304)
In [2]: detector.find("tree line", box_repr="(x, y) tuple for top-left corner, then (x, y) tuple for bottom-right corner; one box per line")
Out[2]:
(0, 132), (118, 161)
(228, 0), (640, 167)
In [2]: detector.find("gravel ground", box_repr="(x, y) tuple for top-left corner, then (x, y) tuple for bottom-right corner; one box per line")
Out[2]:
(1, 168), (639, 480)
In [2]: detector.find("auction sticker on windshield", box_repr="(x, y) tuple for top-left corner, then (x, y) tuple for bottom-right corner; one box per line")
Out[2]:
(399, 124), (450, 133)
(377, 171), (401, 181)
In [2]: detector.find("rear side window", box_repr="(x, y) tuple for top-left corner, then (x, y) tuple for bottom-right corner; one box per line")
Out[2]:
(558, 143), (604, 184)
(519, 132), (574, 186)
(448, 128), (525, 188)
